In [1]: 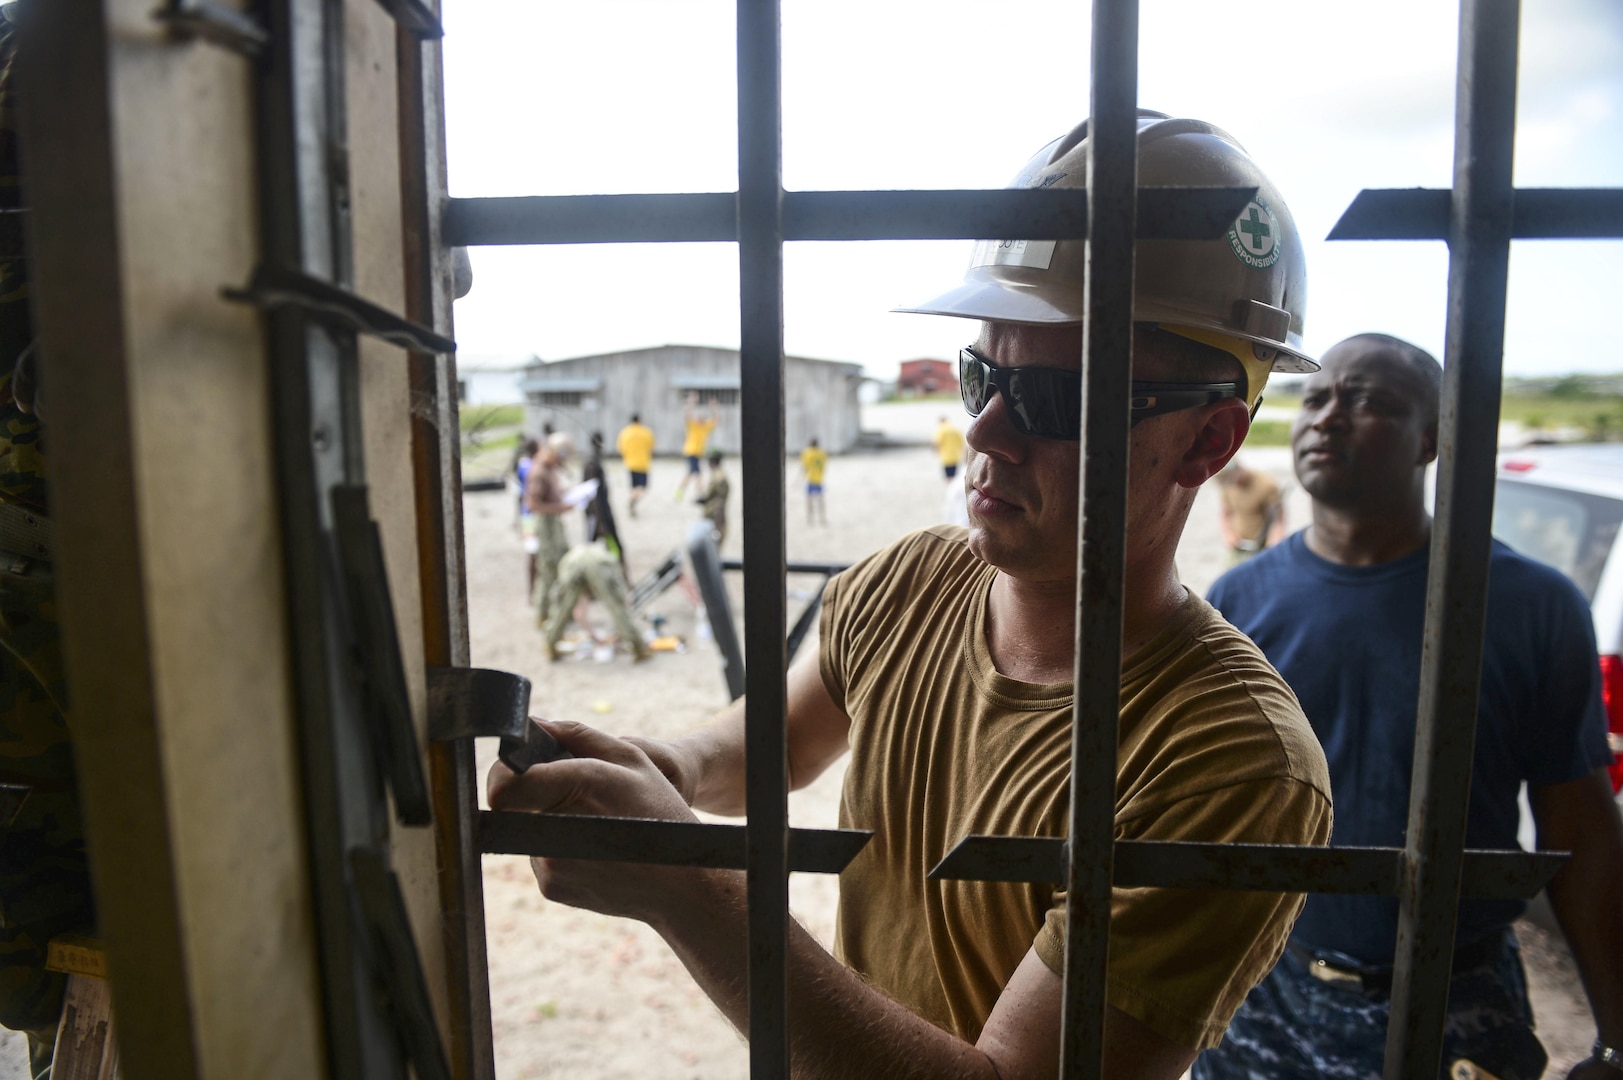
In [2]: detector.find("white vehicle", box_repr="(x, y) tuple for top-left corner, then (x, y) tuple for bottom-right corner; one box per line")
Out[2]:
(1494, 443), (1623, 795)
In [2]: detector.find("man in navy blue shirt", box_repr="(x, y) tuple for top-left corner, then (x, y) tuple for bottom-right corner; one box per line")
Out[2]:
(1193, 334), (1623, 1080)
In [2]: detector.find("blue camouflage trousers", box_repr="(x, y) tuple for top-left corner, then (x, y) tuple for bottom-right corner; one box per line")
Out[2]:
(0, 560), (93, 1074)
(1192, 934), (1547, 1080)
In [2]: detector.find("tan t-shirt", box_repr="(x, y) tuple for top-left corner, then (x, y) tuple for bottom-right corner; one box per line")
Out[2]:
(820, 526), (1331, 1049)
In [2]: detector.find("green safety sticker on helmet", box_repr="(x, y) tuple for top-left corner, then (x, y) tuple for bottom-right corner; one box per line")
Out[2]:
(1228, 197), (1281, 269)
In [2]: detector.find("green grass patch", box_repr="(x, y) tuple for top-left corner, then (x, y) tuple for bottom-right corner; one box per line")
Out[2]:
(460, 403), (523, 431)
(878, 391), (961, 404)
(469, 430), (520, 454)
(1243, 419), (1293, 446)
(1500, 392), (1623, 439)
(460, 403), (524, 464)
(1263, 381), (1623, 442)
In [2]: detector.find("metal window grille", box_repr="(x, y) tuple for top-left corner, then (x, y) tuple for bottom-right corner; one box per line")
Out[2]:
(445, 0), (1623, 1077)
(532, 390), (586, 407)
(24, 0), (1619, 1071)
(688, 388), (742, 406)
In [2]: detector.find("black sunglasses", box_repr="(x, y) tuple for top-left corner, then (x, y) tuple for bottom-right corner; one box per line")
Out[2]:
(959, 346), (1242, 440)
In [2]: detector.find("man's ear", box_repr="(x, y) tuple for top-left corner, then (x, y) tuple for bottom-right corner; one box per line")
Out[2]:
(1420, 424), (1439, 466)
(1171, 399), (1250, 489)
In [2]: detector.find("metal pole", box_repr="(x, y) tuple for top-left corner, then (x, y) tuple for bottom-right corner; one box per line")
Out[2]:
(1383, 0), (1520, 1075)
(1062, 2), (1138, 1076)
(736, 0), (791, 1074)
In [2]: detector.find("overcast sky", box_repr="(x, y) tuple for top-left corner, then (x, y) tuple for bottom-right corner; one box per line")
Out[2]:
(441, 0), (1623, 381)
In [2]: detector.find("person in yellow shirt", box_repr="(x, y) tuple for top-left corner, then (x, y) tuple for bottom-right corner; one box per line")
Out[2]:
(933, 415), (965, 480)
(674, 393), (719, 499)
(615, 414), (655, 517)
(800, 437), (828, 526)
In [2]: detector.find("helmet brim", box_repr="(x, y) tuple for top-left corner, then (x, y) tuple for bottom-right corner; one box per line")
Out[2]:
(894, 280), (1084, 326)
(896, 285), (1319, 374)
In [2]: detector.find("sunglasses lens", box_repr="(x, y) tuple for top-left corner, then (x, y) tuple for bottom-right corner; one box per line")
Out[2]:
(959, 353), (991, 415)
(1006, 368), (1080, 439)
(958, 349), (1082, 438)
(993, 368), (1071, 441)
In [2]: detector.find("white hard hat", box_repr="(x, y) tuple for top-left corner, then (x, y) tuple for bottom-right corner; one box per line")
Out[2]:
(545, 432), (576, 461)
(899, 110), (1315, 405)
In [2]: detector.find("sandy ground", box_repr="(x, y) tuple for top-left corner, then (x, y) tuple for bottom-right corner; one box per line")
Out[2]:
(0, 402), (1595, 1078)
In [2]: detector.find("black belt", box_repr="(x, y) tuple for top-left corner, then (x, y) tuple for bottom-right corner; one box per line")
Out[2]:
(0, 501), (51, 565)
(1287, 930), (1508, 994)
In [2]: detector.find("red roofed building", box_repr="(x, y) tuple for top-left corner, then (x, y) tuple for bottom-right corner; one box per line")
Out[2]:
(897, 357), (955, 396)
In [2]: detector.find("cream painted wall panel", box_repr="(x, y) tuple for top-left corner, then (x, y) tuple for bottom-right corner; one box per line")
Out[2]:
(344, 0), (453, 1042)
(105, 0), (326, 1075)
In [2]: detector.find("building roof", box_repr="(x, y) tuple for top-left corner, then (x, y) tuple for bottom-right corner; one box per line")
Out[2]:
(517, 376), (603, 393)
(522, 344), (864, 377)
(670, 374), (740, 390)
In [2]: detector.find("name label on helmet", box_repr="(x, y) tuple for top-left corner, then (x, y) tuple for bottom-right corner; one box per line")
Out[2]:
(970, 238), (1056, 271)
(1228, 198), (1281, 269)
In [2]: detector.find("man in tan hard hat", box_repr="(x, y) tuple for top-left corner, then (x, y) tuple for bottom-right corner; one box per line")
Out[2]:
(489, 112), (1332, 1078)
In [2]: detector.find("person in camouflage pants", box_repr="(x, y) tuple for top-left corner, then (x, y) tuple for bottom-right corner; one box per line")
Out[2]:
(0, 6), (96, 1074)
(1194, 937), (1548, 1079)
(0, 551), (88, 1078)
(525, 434), (573, 629)
(543, 543), (651, 663)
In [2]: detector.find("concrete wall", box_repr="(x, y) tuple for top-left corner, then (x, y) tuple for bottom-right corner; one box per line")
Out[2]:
(458, 366), (524, 405)
(520, 345), (865, 456)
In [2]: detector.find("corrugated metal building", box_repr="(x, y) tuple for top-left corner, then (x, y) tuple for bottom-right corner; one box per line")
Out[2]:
(518, 345), (865, 456)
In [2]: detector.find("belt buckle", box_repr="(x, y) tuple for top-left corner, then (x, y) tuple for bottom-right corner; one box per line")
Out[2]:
(1304, 956), (1364, 988)
(1449, 1060), (1504, 1080)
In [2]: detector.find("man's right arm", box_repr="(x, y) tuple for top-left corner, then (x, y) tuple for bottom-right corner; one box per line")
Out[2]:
(632, 644), (852, 817)
(496, 728), (1190, 1079)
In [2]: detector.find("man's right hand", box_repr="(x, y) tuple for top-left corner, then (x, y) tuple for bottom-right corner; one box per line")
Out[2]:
(624, 735), (698, 804)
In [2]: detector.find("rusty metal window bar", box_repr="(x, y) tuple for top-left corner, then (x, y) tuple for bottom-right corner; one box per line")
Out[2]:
(449, 1), (1621, 1079)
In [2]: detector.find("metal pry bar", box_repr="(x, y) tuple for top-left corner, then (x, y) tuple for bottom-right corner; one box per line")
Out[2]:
(480, 812), (871, 875)
(349, 848), (453, 1080)
(152, 0), (270, 56)
(332, 485), (432, 827)
(1330, 188), (1623, 241)
(929, 837), (1566, 901)
(369, 0), (444, 40)
(223, 264), (457, 355)
(443, 186), (1259, 247)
